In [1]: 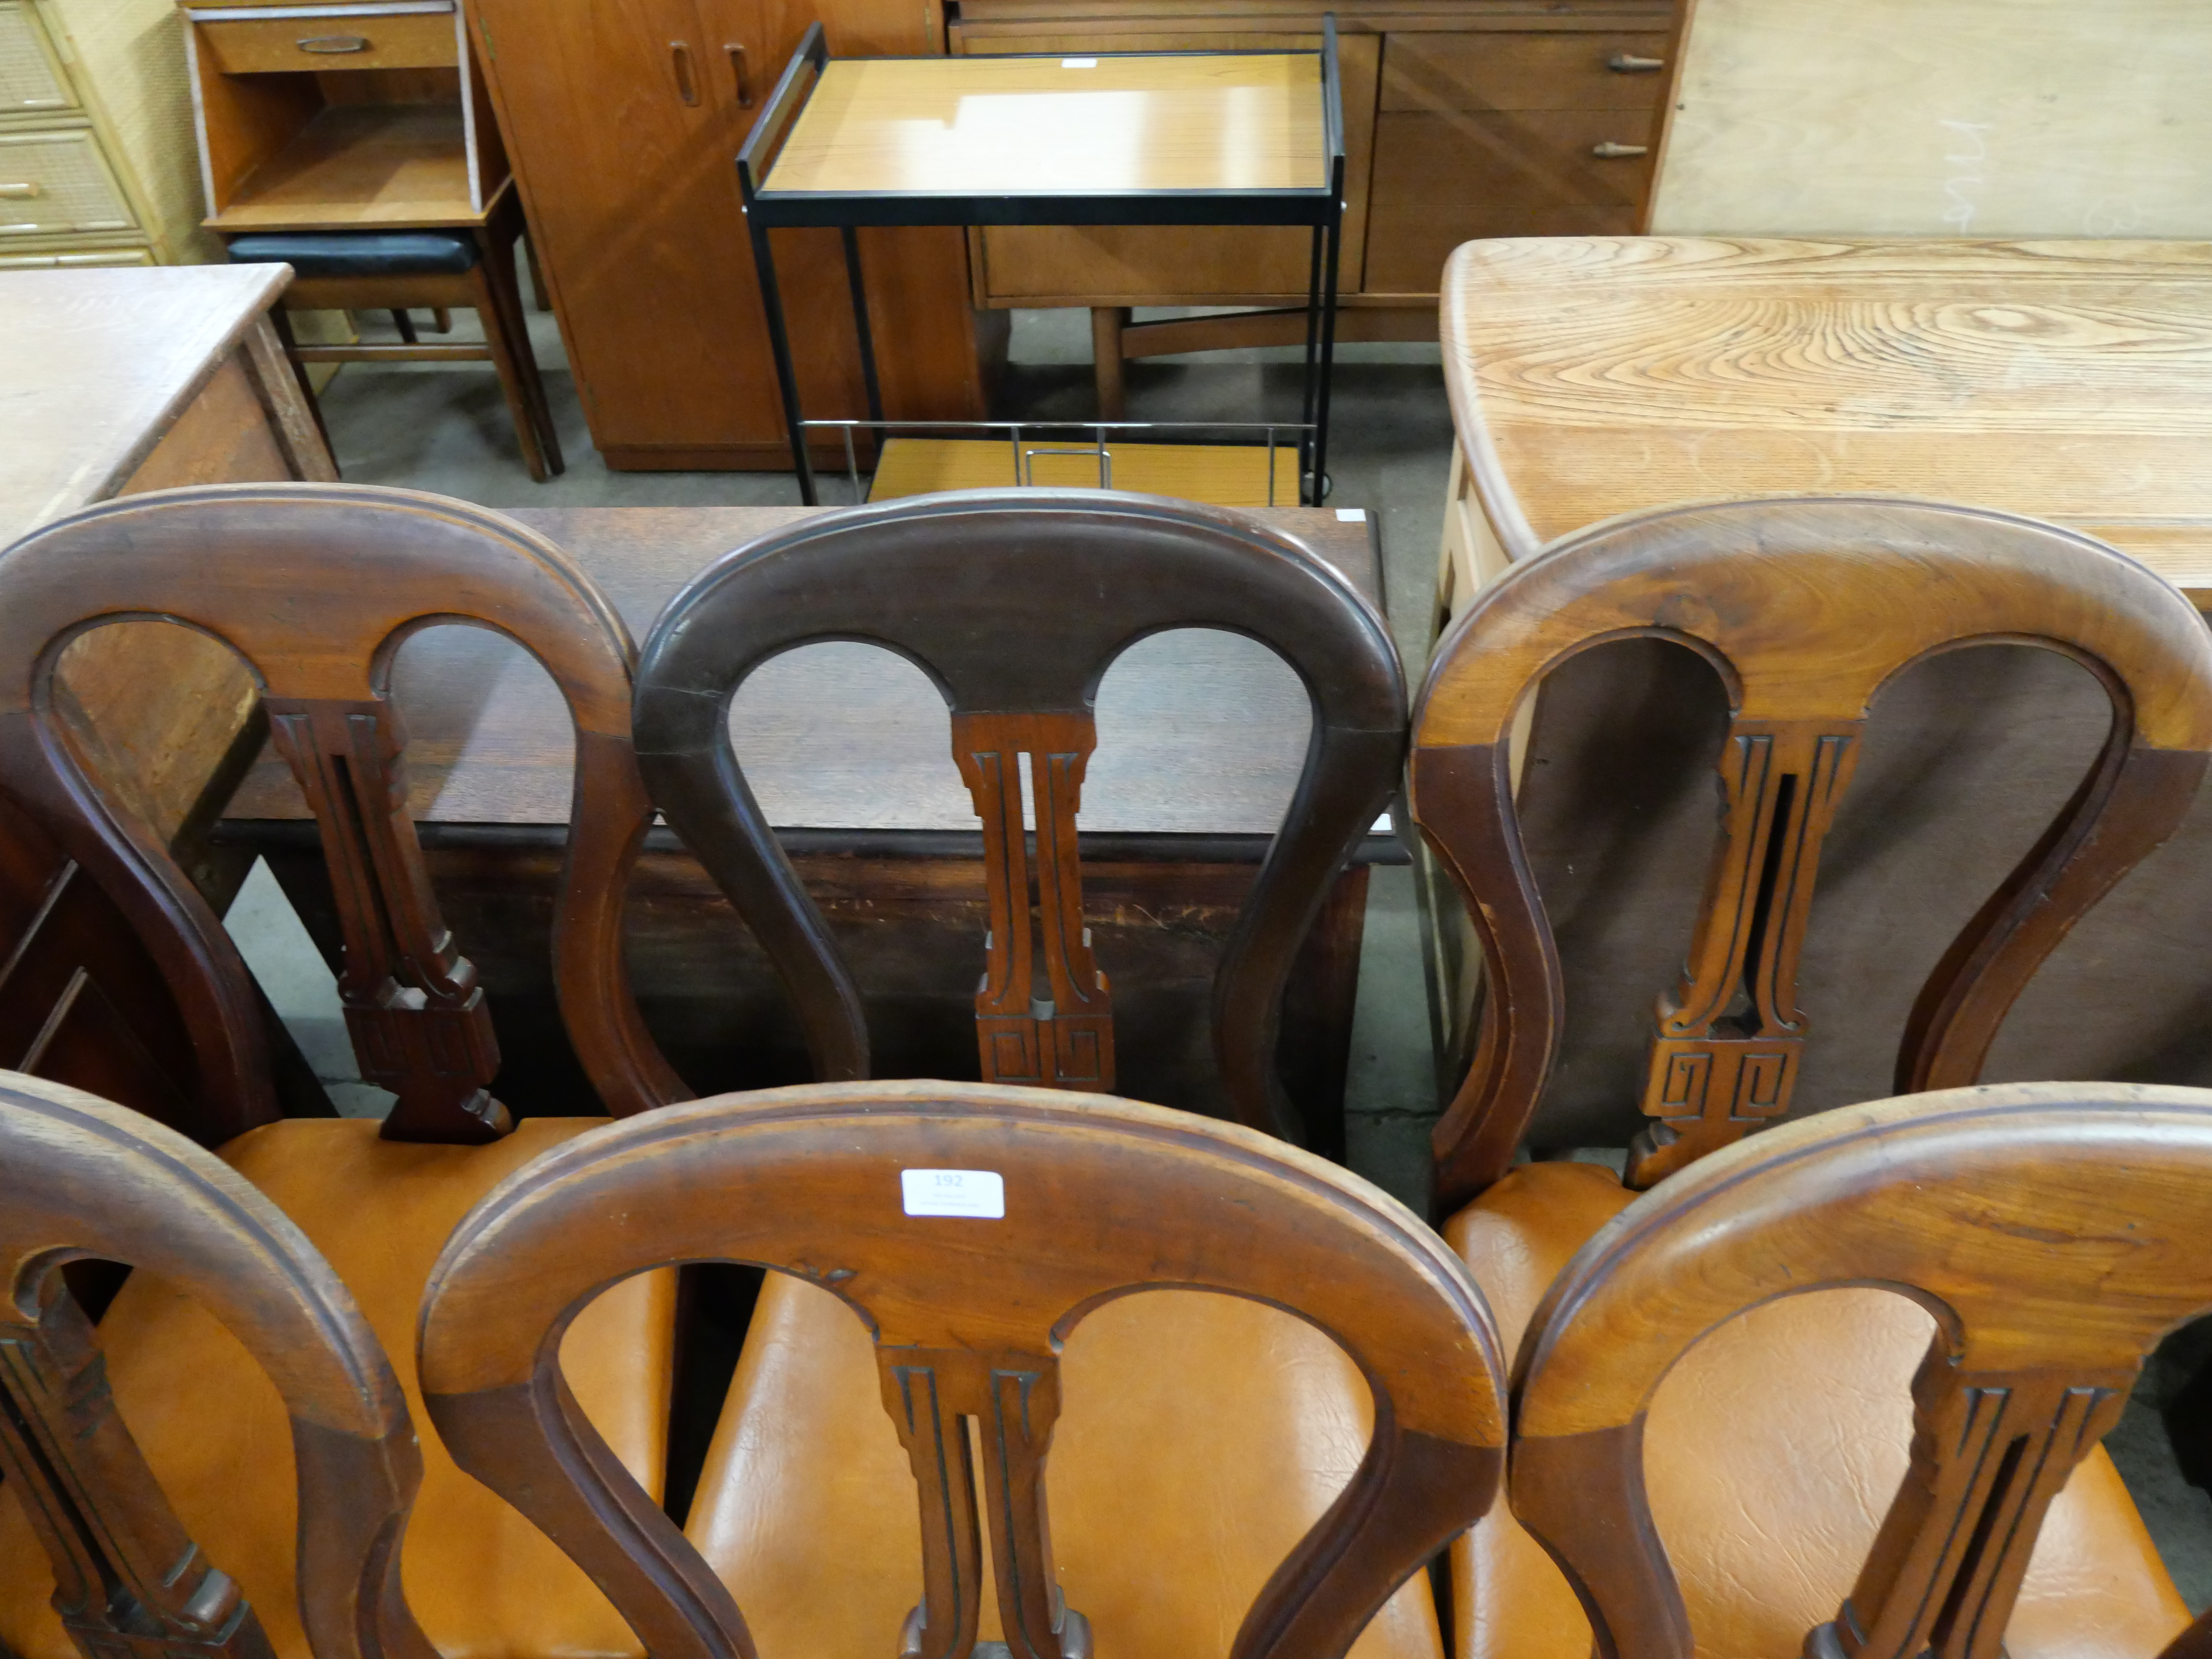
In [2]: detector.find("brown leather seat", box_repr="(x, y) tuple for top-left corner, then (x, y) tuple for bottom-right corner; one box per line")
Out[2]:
(0, 1118), (671, 1659)
(1445, 1159), (2192, 1659)
(684, 1274), (1447, 1659)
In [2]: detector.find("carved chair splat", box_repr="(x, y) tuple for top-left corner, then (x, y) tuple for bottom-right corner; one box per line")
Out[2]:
(417, 1082), (1506, 1659)
(1508, 1082), (2212, 1659)
(0, 482), (685, 1142)
(1411, 497), (2212, 1205)
(632, 490), (1406, 1137)
(0, 485), (684, 1659)
(0, 1070), (431, 1659)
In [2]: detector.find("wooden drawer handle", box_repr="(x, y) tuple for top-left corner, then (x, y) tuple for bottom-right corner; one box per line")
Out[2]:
(0, 183), (42, 199)
(1608, 52), (1665, 72)
(671, 39), (699, 105)
(1592, 141), (1649, 159)
(296, 34), (370, 53)
(727, 42), (751, 108)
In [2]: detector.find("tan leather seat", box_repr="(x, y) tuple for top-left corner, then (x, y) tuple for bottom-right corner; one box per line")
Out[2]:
(685, 1273), (1447, 1659)
(1446, 1160), (2193, 1659)
(0, 1117), (672, 1659)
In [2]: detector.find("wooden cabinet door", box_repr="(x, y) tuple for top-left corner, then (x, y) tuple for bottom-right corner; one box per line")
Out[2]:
(954, 26), (1380, 307)
(468, 0), (984, 468)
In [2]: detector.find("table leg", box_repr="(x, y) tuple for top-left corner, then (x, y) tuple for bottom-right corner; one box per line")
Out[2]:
(842, 226), (885, 430)
(1092, 307), (1129, 421)
(1313, 189), (1343, 504)
(1301, 225), (1324, 505)
(748, 217), (818, 505)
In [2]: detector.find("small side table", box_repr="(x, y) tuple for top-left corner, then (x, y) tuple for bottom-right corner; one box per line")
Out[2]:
(738, 23), (1347, 505)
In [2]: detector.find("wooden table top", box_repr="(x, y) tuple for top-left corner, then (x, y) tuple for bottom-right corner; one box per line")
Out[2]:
(0, 264), (290, 544)
(1441, 237), (2212, 602)
(763, 52), (1326, 198)
(225, 503), (1388, 838)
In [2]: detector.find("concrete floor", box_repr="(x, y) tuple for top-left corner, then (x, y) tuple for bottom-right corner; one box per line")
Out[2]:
(224, 291), (2212, 1613)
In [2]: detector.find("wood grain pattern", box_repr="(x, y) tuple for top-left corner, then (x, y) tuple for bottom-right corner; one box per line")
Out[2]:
(1647, 0), (2212, 240)
(631, 492), (1404, 1138)
(0, 1071), (430, 1659)
(0, 483), (682, 1141)
(1439, 237), (2212, 597)
(1412, 496), (2212, 1204)
(417, 1080), (1505, 1659)
(1509, 1081), (2212, 1659)
(205, 103), (483, 229)
(764, 52), (1326, 197)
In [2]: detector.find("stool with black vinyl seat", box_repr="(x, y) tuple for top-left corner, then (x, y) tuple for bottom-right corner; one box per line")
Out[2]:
(227, 230), (564, 483)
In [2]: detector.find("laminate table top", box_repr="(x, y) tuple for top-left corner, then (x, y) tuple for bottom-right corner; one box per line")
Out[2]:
(0, 264), (291, 544)
(223, 503), (1392, 842)
(761, 52), (1328, 200)
(1441, 236), (2212, 603)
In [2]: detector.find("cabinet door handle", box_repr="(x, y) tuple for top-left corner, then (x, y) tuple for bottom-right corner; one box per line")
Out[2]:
(671, 40), (700, 105)
(1592, 140), (1649, 159)
(1608, 52), (1665, 72)
(726, 42), (752, 108)
(297, 34), (370, 53)
(0, 182), (41, 198)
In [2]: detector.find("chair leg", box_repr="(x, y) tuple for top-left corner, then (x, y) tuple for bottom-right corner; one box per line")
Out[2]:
(390, 309), (419, 344)
(523, 231), (552, 312)
(468, 262), (562, 482)
(430, 309), (453, 334)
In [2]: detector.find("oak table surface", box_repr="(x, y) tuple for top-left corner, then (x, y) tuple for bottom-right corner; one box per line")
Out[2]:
(763, 53), (1327, 198)
(224, 504), (1386, 838)
(0, 265), (294, 543)
(1442, 236), (2212, 601)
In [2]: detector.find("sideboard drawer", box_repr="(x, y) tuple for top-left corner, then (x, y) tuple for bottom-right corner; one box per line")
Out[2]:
(0, 0), (73, 115)
(195, 8), (459, 75)
(0, 130), (134, 237)
(1382, 30), (1669, 113)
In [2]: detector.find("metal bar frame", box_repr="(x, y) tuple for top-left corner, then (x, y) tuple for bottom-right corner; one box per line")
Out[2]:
(736, 16), (1347, 507)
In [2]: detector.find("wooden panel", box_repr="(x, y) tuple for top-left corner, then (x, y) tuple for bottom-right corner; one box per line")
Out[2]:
(466, 0), (987, 468)
(968, 29), (1378, 304)
(1380, 29), (1668, 111)
(1649, 0), (2212, 237)
(198, 11), (460, 76)
(1365, 107), (1649, 292)
(1437, 237), (2212, 562)
(867, 436), (1305, 506)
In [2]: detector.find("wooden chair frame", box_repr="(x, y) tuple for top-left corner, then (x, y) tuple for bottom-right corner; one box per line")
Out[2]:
(631, 490), (1406, 1141)
(416, 1081), (1504, 1659)
(0, 483), (682, 1145)
(1509, 1080), (2212, 1659)
(0, 1069), (431, 1659)
(1412, 496), (2212, 1206)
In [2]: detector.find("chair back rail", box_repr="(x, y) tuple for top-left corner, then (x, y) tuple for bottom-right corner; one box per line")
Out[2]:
(1412, 496), (2212, 1205)
(417, 1080), (1503, 1659)
(0, 1069), (430, 1659)
(1508, 1080), (2212, 1659)
(631, 490), (1405, 1141)
(0, 483), (685, 1143)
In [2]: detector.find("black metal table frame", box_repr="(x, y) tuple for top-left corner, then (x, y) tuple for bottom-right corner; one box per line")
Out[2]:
(736, 19), (1347, 506)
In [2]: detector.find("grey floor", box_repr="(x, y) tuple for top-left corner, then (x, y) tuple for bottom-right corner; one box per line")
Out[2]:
(226, 292), (2212, 1613)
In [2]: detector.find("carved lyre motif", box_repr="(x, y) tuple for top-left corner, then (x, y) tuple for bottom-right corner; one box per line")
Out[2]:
(1807, 1357), (2130, 1659)
(1632, 719), (1861, 1186)
(951, 712), (1112, 1092)
(264, 697), (506, 1143)
(879, 1346), (1091, 1659)
(0, 1284), (276, 1659)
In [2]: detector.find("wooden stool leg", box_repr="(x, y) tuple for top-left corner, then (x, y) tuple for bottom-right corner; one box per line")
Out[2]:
(430, 309), (453, 333)
(390, 309), (419, 344)
(1091, 306), (1129, 421)
(523, 230), (551, 313)
(468, 262), (562, 481)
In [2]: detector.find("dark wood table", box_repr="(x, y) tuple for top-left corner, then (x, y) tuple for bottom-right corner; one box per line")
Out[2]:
(219, 504), (1400, 1152)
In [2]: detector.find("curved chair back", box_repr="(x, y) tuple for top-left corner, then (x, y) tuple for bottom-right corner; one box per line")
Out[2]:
(1509, 1080), (2212, 1659)
(0, 1068), (430, 1659)
(1413, 496), (2212, 1204)
(419, 1080), (1502, 1659)
(632, 490), (1405, 1140)
(0, 483), (684, 1144)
